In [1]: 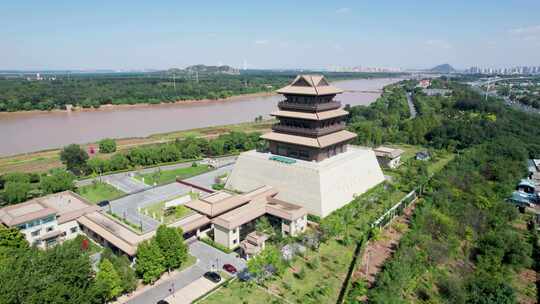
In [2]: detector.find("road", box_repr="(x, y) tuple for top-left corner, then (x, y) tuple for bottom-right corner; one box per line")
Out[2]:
(125, 240), (246, 304)
(469, 85), (540, 115)
(183, 163), (234, 190)
(108, 163), (236, 233)
(76, 156), (237, 192)
(406, 92), (417, 118)
(109, 183), (194, 233)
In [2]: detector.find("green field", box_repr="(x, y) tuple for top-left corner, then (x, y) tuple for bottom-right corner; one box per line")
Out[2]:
(136, 165), (211, 185)
(76, 181), (125, 203)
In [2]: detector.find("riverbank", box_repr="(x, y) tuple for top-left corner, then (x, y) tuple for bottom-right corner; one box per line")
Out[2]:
(0, 91), (277, 117)
(0, 77), (403, 156)
(0, 120), (273, 174)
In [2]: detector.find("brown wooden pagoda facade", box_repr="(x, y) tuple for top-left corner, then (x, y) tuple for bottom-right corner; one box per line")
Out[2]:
(262, 75), (357, 162)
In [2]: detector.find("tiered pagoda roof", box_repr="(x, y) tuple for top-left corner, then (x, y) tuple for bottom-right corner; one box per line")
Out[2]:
(263, 74), (356, 162)
(276, 75), (344, 96)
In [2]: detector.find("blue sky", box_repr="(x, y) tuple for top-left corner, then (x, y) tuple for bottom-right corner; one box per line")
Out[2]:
(1, 0), (539, 70)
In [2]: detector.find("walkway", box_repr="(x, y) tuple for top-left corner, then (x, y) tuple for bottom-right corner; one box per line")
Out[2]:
(122, 241), (246, 304)
(353, 200), (418, 286)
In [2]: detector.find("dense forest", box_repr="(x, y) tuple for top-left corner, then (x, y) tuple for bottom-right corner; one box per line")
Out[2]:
(0, 71), (399, 112)
(343, 79), (540, 303)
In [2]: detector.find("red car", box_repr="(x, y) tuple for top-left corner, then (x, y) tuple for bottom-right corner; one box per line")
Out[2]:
(223, 263), (237, 274)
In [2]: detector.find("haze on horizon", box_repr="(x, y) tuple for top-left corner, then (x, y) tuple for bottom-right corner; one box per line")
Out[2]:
(1, 0), (539, 71)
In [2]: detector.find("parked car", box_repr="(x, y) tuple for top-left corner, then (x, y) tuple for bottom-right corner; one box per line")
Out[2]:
(203, 271), (221, 283)
(223, 263), (237, 274)
(97, 200), (110, 208)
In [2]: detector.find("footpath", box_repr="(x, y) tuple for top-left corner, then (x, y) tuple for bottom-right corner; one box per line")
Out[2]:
(354, 199), (418, 286)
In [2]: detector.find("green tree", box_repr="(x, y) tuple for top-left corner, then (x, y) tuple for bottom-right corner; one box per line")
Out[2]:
(154, 226), (188, 271)
(135, 240), (165, 284)
(247, 246), (285, 283)
(109, 154), (130, 171)
(87, 157), (109, 175)
(40, 169), (75, 194)
(0, 227), (28, 250)
(60, 144), (89, 175)
(101, 248), (137, 293)
(3, 181), (30, 204)
(95, 258), (123, 300)
(3, 172), (31, 184)
(182, 143), (201, 159)
(98, 138), (117, 153)
(467, 274), (516, 304)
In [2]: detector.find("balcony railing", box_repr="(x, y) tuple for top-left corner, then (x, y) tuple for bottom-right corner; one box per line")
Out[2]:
(272, 122), (346, 137)
(278, 100), (341, 112)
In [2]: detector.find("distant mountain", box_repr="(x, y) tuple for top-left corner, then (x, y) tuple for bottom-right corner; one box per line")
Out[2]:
(429, 64), (456, 74)
(185, 64), (240, 75)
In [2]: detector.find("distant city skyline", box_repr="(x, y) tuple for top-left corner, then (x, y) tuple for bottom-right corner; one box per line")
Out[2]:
(1, 1), (539, 70)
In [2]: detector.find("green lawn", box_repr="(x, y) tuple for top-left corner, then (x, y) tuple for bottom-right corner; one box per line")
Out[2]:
(199, 280), (282, 304)
(76, 181), (125, 204)
(140, 194), (197, 224)
(135, 165), (211, 185)
(268, 239), (354, 303)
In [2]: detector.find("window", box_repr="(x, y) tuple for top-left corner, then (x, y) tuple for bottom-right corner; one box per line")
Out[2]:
(41, 215), (55, 224)
(70, 227), (78, 234)
(31, 229), (40, 237)
(233, 239), (237, 244)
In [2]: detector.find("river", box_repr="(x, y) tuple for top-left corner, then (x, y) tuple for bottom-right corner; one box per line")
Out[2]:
(0, 77), (401, 156)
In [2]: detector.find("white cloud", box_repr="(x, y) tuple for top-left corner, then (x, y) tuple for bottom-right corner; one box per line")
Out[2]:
(336, 7), (350, 14)
(508, 25), (540, 42)
(509, 25), (540, 36)
(425, 39), (452, 49)
(254, 39), (269, 45)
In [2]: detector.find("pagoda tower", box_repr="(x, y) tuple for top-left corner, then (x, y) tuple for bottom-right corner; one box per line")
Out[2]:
(262, 75), (357, 161)
(226, 75), (384, 217)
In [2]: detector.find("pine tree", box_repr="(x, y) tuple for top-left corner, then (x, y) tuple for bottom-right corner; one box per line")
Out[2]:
(155, 225), (188, 271)
(95, 258), (123, 300)
(135, 240), (165, 284)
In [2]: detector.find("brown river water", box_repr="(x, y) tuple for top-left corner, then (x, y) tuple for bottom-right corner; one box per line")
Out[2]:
(0, 78), (401, 156)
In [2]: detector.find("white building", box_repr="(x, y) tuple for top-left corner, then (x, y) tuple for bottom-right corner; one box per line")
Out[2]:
(0, 191), (99, 248)
(226, 146), (385, 217)
(374, 146), (404, 169)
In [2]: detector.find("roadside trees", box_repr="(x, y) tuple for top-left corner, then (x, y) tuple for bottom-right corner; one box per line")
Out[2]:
(135, 240), (165, 284)
(95, 258), (123, 301)
(60, 144), (89, 175)
(154, 226), (188, 272)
